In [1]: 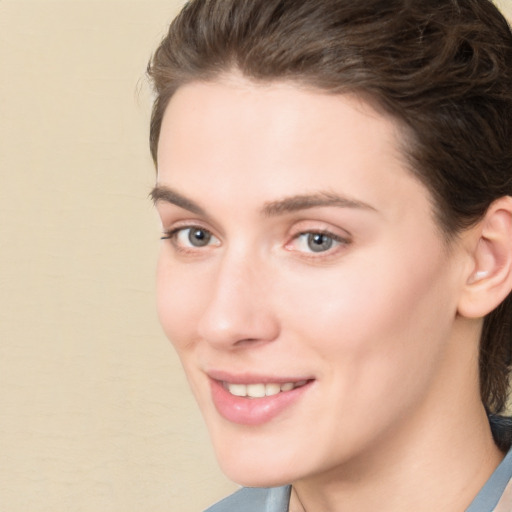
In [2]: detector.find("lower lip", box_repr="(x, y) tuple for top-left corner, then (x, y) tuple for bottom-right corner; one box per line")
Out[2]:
(210, 379), (313, 426)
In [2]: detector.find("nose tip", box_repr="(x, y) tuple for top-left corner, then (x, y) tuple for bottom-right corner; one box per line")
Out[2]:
(197, 262), (280, 349)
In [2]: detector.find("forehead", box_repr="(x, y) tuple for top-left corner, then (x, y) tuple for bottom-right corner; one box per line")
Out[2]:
(156, 76), (431, 223)
(158, 76), (403, 163)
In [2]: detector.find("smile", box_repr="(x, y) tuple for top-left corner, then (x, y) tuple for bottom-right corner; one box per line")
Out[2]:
(211, 377), (314, 425)
(223, 380), (309, 398)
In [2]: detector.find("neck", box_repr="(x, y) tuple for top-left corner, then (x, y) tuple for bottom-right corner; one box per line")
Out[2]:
(290, 408), (502, 512)
(289, 320), (504, 512)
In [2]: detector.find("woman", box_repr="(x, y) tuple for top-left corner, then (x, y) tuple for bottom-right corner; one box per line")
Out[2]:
(148, 0), (512, 510)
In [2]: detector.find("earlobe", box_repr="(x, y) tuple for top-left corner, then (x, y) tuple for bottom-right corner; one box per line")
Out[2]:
(458, 196), (512, 319)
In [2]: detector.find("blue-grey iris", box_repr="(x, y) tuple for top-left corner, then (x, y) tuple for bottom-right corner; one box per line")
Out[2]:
(189, 228), (211, 247)
(308, 233), (333, 252)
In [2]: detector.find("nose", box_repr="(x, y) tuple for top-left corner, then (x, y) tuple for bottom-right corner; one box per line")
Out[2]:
(197, 252), (280, 349)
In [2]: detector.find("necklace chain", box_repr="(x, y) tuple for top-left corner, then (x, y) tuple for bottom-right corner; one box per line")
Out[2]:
(291, 486), (307, 512)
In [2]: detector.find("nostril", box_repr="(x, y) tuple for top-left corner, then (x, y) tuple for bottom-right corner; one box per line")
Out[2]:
(233, 337), (270, 348)
(197, 303), (280, 349)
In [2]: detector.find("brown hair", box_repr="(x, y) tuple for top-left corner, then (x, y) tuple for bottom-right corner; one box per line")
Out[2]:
(148, 0), (512, 416)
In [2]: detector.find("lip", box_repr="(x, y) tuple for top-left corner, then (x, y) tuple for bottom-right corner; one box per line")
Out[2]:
(207, 370), (312, 385)
(208, 372), (314, 426)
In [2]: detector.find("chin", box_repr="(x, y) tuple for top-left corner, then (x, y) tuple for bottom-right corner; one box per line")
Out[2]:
(219, 460), (296, 488)
(209, 431), (311, 488)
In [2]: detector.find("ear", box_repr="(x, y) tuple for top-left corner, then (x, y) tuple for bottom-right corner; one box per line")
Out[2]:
(458, 196), (512, 318)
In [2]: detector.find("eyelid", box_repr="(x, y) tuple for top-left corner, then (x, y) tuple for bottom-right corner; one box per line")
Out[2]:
(160, 217), (216, 236)
(288, 220), (352, 242)
(156, 203), (223, 236)
(288, 230), (349, 247)
(161, 225), (217, 240)
(311, 230), (348, 242)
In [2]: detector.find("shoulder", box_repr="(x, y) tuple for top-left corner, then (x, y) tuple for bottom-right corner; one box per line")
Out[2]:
(204, 486), (291, 512)
(467, 439), (512, 512)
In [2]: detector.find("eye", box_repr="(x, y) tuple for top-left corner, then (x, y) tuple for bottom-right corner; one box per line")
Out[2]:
(161, 226), (220, 249)
(301, 233), (334, 252)
(289, 231), (348, 254)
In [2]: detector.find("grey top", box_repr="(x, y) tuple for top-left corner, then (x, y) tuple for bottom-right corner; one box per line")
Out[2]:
(205, 486), (291, 512)
(205, 446), (512, 512)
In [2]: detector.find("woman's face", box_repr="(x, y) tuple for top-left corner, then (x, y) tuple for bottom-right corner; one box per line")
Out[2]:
(154, 77), (470, 486)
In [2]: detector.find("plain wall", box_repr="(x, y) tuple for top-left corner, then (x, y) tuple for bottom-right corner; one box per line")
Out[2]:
(0, 1), (511, 511)
(0, 2), (237, 511)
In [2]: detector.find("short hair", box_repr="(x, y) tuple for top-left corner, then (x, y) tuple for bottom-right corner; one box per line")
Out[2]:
(148, 0), (512, 416)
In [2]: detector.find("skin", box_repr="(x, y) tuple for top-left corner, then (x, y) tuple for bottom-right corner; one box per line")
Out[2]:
(154, 76), (503, 512)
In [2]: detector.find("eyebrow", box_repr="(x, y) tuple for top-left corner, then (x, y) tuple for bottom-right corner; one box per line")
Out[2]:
(150, 185), (376, 217)
(150, 185), (206, 215)
(262, 192), (376, 216)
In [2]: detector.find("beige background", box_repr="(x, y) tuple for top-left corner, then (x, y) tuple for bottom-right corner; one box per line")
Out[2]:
(0, 1), (511, 511)
(0, 1), (237, 511)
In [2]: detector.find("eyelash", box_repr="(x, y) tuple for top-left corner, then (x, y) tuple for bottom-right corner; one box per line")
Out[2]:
(160, 226), (351, 258)
(160, 225), (220, 252)
(286, 230), (350, 256)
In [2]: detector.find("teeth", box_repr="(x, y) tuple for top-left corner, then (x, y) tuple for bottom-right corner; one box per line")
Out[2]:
(228, 383), (247, 397)
(247, 383), (266, 398)
(265, 383), (281, 396)
(225, 381), (307, 398)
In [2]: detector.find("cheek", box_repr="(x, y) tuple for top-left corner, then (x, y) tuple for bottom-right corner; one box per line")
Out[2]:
(280, 243), (457, 378)
(272, 249), (459, 454)
(156, 254), (208, 353)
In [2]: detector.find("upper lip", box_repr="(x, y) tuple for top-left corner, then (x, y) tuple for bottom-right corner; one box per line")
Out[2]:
(206, 369), (314, 385)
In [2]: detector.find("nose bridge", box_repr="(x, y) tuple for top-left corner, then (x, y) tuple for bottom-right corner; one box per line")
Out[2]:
(197, 245), (278, 347)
